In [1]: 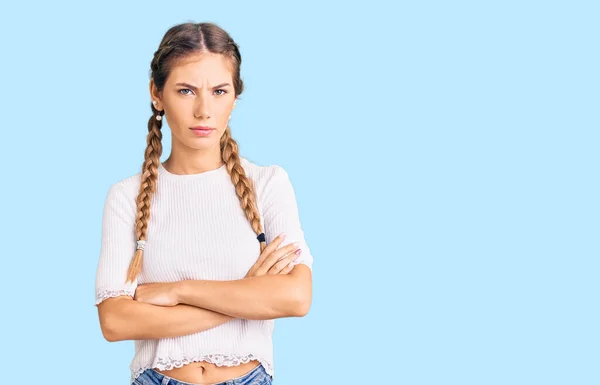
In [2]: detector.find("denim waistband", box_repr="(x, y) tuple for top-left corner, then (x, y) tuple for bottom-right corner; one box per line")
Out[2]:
(134, 362), (271, 385)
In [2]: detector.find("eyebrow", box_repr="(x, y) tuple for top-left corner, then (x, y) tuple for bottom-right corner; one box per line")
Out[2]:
(174, 82), (231, 90)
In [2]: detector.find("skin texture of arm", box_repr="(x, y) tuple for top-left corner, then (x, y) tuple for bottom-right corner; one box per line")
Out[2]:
(175, 264), (312, 320)
(96, 295), (234, 342)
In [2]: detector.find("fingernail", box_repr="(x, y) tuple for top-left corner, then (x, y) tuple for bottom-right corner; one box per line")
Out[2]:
(292, 242), (300, 248)
(295, 249), (302, 255)
(279, 233), (286, 239)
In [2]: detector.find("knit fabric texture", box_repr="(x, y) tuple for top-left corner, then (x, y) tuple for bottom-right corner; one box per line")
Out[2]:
(94, 156), (314, 382)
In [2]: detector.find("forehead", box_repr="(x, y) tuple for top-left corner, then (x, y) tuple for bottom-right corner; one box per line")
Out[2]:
(167, 52), (233, 84)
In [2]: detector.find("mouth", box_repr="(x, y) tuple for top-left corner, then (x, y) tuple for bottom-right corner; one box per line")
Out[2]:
(190, 126), (215, 136)
(190, 126), (215, 131)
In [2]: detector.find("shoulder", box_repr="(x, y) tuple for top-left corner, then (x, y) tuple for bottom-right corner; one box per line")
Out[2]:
(103, 171), (142, 211)
(240, 157), (297, 212)
(240, 156), (290, 191)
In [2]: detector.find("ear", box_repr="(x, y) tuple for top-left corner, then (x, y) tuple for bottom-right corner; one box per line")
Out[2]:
(149, 79), (163, 109)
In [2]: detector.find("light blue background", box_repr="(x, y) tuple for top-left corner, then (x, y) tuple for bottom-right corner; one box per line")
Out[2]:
(0, 1), (598, 384)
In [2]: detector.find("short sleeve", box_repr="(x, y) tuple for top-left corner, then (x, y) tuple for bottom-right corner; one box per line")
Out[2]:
(94, 183), (138, 306)
(261, 166), (314, 271)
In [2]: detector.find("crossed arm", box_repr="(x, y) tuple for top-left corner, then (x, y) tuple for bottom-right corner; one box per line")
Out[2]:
(97, 264), (312, 342)
(97, 166), (313, 342)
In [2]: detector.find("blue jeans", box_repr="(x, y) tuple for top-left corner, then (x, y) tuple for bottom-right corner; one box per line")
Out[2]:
(132, 363), (273, 385)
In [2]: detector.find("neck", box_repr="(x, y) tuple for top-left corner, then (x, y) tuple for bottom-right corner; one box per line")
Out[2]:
(163, 150), (224, 175)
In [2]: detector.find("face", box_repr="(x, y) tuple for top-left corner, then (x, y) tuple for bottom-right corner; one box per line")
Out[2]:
(150, 52), (236, 153)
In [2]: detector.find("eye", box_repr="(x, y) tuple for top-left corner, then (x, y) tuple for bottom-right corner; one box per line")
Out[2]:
(215, 89), (227, 96)
(178, 88), (193, 95)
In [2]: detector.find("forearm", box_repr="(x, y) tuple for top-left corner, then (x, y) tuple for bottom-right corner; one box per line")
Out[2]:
(98, 296), (234, 342)
(176, 275), (305, 320)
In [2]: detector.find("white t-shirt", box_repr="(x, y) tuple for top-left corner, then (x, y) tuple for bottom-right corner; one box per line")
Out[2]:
(94, 156), (314, 382)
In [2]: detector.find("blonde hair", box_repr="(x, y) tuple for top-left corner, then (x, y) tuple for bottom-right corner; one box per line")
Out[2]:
(125, 22), (265, 283)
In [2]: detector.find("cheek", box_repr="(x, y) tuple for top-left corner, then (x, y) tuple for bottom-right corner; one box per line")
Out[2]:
(215, 106), (232, 127)
(164, 103), (189, 128)
(216, 104), (231, 118)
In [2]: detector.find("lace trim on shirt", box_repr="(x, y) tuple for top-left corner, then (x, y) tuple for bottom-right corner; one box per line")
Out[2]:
(132, 353), (274, 380)
(95, 288), (135, 305)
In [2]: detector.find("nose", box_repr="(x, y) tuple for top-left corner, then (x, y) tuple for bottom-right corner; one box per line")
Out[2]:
(193, 93), (211, 119)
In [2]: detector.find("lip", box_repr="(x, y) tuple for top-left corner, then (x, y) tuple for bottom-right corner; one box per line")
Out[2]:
(190, 126), (215, 137)
(190, 126), (215, 130)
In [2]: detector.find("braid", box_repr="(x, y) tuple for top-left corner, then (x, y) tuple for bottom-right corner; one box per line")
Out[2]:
(220, 126), (267, 253)
(124, 22), (260, 283)
(125, 104), (164, 283)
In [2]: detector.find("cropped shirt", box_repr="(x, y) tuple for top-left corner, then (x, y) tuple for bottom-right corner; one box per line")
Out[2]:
(94, 156), (314, 383)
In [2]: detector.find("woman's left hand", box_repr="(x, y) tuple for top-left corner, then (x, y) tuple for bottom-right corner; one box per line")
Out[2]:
(134, 282), (181, 306)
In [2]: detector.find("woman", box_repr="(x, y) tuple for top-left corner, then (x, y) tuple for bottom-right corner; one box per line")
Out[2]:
(94, 22), (313, 385)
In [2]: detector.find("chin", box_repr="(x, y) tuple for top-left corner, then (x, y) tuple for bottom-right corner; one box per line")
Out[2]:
(186, 139), (219, 150)
(187, 133), (223, 148)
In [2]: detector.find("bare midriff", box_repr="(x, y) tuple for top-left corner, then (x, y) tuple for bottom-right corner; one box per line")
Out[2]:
(154, 359), (261, 385)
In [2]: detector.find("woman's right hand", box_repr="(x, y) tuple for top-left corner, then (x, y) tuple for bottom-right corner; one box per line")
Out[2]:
(245, 233), (302, 278)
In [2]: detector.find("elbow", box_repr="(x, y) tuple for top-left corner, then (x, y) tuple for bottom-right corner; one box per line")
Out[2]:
(292, 303), (310, 317)
(286, 264), (312, 317)
(102, 327), (120, 342)
(273, 291), (311, 318)
(296, 297), (312, 317)
(99, 311), (124, 342)
(97, 297), (131, 342)
(290, 290), (312, 317)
